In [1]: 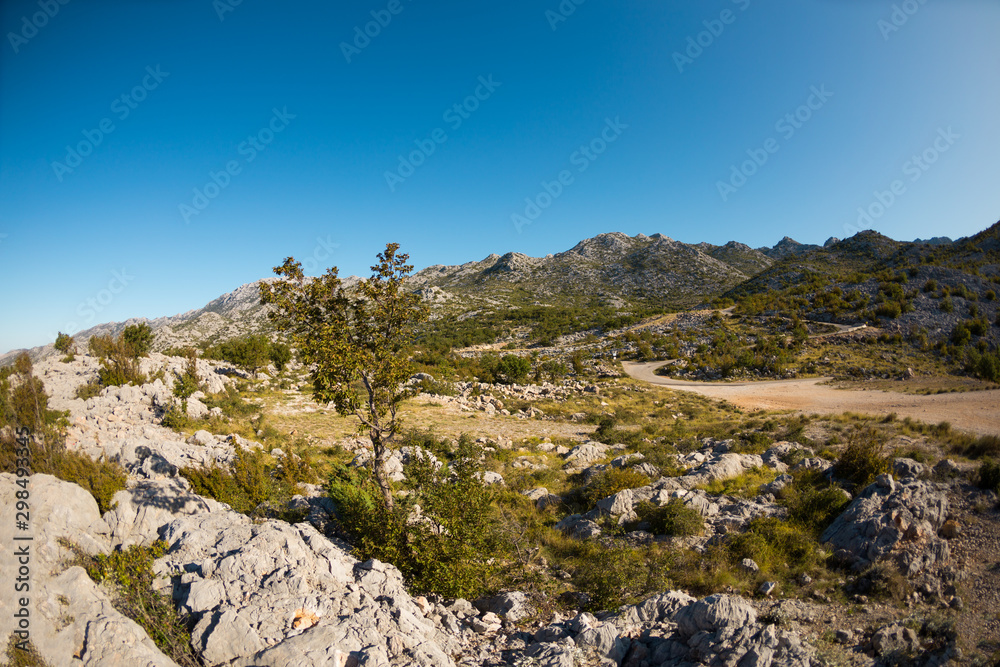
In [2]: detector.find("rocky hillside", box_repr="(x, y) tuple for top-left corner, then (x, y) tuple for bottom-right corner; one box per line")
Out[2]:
(726, 222), (1000, 347)
(410, 232), (775, 312)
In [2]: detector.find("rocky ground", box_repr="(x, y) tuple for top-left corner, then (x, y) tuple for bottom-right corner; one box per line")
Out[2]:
(2, 351), (998, 666)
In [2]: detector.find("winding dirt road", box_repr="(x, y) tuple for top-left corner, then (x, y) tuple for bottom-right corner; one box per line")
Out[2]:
(623, 361), (1000, 436)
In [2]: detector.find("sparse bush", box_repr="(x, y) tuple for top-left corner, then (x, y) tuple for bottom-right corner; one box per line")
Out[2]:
(330, 438), (509, 599)
(951, 434), (1000, 459)
(77, 541), (200, 666)
(121, 323), (153, 357)
(580, 467), (650, 507)
(571, 541), (672, 611)
(54, 332), (74, 354)
(635, 499), (703, 536)
(181, 446), (302, 515)
(268, 342), (292, 371)
(834, 426), (891, 489)
(726, 517), (818, 575)
(977, 460), (1000, 494)
(173, 349), (201, 399)
(782, 473), (851, 535)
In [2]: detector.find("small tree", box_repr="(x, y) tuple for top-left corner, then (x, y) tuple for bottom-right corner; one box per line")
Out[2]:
(54, 332), (75, 354)
(269, 342), (292, 372)
(122, 323), (153, 357)
(225, 335), (271, 378)
(260, 243), (428, 508)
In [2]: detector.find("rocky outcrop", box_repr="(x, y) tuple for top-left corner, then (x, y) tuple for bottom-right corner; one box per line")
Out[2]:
(510, 592), (817, 666)
(0, 474), (182, 667)
(155, 512), (458, 667)
(821, 475), (950, 574)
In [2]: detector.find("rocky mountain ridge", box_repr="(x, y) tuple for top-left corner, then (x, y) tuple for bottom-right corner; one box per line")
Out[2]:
(2, 226), (981, 367)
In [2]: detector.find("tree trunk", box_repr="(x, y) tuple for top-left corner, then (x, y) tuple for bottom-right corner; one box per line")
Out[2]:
(371, 434), (394, 509)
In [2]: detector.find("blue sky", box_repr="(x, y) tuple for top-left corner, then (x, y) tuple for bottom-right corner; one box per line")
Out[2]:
(1, 0), (998, 353)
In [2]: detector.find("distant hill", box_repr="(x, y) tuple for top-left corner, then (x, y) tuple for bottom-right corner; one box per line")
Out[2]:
(5, 225), (994, 365)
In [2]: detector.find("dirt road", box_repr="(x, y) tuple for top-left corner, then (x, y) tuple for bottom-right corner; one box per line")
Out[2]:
(623, 361), (1000, 436)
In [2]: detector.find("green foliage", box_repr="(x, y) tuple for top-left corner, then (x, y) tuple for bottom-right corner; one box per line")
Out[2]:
(4, 635), (50, 667)
(977, 460), (1000, 494)
(173, 348), (201, 399)
(493, 354), (531, 384)
(261, 243), (428, 508)
(950, 434), (1000, 459)
(181, 446), (306, 516)
(834, 426), (891, 489)
(206, 335), (271, 377)
(121, 323), (154, 357)
(781, 472), (851, 536)
(699, 467), (777, 498)
(268, 342), (292, 371)
(0, 361), (125, 514)
(570, 541), (672, 611)
(90, 333), (147, 388)
(580, 467), (650, 507)
(330, 439), (510, 598)
(635, 499), (704, 536)
(725, 517), (819, 575)
(592, 416), (645, 448)
(54, 332), (74, 354)
(0, 354), (66, 432)
(964, 348), (1000, 383)
(82, 541), (200, 666)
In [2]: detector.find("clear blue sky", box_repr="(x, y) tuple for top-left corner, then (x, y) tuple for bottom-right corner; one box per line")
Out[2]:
(1, 0), (998, 353)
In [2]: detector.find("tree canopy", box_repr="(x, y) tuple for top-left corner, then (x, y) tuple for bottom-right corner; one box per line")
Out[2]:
(259, 243), (427, 506)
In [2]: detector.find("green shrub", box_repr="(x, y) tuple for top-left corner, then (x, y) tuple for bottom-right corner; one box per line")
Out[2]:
(571, 541), (672, 611)
(172, 348), (201, 399)
(635, 499), (703, 536)
(493, 354), (531, 384)
(580, 467), (650, 507)
(54, 332), (75, 354)
(121, 323), (153, 357)
(181, 446), (301, 515)
(977, 460), (1000, 494)
(0, 436), (126, 515)
(330, 439), (510, 599)
(726, 517), (818, 575)
(79, 541), (199, 666)
(699, 467), (777, 498)
(874, 301), (902, 319)
(205, 335), (272, 377)
(834, 426), (891, 489)
(269, 342), (292, 371)
(93, 335), (147, 388)
(965, 349), (1000, 383)
(782, 472), (851, 536)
